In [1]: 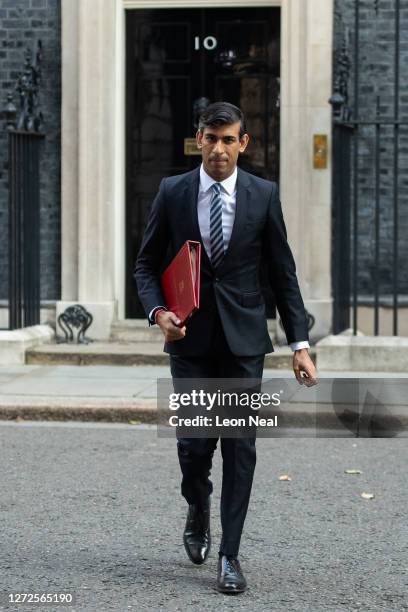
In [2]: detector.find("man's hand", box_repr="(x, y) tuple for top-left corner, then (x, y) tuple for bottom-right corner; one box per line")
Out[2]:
(293, 348), (318, 387)
(156, 310), (186, 342)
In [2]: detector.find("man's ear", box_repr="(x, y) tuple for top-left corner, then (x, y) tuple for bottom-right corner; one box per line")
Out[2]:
(196, 129), (203, 148)
(239, 133), (249, 153)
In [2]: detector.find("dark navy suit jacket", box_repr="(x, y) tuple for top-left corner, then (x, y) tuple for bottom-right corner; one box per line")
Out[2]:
(134, 166), (309, 356)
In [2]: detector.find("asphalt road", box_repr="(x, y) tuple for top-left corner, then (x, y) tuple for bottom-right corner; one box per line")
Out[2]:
(0, 421), (407, 612)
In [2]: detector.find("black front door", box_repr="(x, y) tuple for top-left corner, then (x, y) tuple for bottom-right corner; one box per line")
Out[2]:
(126, 7), (281, 318)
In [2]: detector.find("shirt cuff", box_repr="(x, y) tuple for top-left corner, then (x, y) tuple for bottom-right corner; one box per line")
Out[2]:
(290, 341), (310, 352)
(148, 306), (167, 325)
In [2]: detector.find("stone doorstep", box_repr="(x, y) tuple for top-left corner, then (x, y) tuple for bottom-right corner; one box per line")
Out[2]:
(111, 318), (277, 333)
(25, 342), (314, 368)
(25, 342), (170, 366)
(316, 334), (408, 372)
(111, 318), (278, 343)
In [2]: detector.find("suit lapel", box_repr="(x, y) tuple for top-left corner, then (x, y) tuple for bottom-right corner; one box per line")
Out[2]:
(183, 167), (212, 269)
(216, 167), (250, 271)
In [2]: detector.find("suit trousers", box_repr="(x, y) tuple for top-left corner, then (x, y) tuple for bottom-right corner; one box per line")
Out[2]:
(169, 311), (265, 558)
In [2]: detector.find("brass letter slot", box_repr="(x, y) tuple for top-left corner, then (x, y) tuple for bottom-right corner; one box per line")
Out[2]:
(313, 134), (328, 169)
(184, 137), (201, 156)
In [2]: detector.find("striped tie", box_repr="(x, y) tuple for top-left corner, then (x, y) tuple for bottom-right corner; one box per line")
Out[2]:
(210, 182), (224, 268)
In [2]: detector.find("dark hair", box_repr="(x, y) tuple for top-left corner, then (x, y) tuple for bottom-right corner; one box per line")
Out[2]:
(198, 101), (247, 139)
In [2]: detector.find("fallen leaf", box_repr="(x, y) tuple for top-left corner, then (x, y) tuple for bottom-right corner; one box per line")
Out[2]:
(129, 419), (141, 425)
(345, 469), (362, 475)
(279, 474), (292, 481)
(361, 492), (375, 500)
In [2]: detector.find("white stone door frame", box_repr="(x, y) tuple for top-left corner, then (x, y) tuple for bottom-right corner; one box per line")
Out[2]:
(60, 0), (333, 340)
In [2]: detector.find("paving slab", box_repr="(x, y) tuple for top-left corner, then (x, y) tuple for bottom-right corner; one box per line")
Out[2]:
(0, 365), (406, 436)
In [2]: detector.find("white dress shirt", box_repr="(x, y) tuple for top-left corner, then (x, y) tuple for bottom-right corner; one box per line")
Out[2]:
(149, 163), (310, 352)
(197, 163), (237, 259)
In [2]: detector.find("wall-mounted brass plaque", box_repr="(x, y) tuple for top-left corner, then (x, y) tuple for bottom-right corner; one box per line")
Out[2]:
(313, 134), (328, 169)
(184, 137), (201, 156)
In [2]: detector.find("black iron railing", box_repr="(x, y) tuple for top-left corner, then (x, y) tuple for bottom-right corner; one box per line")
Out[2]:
(330, 0), (406, 335)
(3, 41), (44, 330)
(8, 130), (43, 329)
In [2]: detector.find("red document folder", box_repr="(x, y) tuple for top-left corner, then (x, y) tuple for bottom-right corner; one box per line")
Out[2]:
(161, 240), (201, 327)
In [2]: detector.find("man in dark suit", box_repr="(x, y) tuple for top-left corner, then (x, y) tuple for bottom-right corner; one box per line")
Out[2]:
(135, 101), (317, 595)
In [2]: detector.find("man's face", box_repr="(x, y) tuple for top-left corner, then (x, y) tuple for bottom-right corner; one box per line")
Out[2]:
(196, 122), (249, 181)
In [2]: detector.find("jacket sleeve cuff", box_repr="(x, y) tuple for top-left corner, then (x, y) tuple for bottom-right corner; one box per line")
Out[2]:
(148, 306), (167, 325)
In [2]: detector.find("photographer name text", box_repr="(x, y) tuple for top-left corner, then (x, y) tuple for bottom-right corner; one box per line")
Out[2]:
(168, 415), (278, 427)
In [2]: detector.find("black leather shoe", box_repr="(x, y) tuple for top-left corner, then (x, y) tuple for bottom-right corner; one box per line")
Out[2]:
(217, 555), (247, 594)
(183, 498), (211, 565)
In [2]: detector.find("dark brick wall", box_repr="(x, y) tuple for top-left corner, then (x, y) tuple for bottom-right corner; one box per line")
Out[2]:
(0, 0), (61, 301)
(334, 0), (408, 297)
